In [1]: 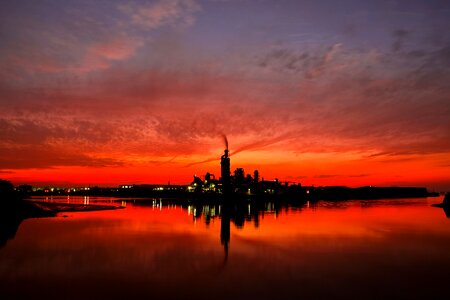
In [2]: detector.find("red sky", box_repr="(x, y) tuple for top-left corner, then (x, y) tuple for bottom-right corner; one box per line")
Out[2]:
(0, 0), (449, 190)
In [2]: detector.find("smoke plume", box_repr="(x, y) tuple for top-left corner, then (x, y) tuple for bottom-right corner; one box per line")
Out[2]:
(221, 133), (228, 150)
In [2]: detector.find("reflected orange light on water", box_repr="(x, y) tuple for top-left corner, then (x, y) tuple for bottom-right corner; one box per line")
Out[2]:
(31, 196), (450, 245)
(1, 197), (450, 299)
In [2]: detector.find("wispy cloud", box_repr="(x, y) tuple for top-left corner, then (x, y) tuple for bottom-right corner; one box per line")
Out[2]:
(232, 133), (296, 156)
(348, 174), (370, 178)
(391, 29), (410, 52)
(285, 175), (308, 180)
(313, 174), (339, 179)
(87, 36), (143, 61)
(0, 145), (124, 169)
(119, 0), (201, 29)
(0, 170), (14, 174)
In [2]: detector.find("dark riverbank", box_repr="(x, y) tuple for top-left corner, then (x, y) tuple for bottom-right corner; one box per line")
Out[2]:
(30, 200), (125, 212)
(1, 200), (54, 248)
(0, 198), (124, 248)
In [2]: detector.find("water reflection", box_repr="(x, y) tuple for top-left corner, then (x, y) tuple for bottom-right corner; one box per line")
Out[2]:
(220, 205), (230, 262)
(1, 196), (450, 300)
(186, 201), (303, 261)
(0, 214), (22, 248)
(442, 206), (450, 218)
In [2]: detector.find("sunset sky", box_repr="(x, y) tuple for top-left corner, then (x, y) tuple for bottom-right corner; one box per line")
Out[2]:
(1, 0), (449, 190)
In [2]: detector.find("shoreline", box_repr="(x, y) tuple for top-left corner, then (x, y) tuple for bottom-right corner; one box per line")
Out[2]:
(29, 200), (125, 213)
(25, 185), (441, 202)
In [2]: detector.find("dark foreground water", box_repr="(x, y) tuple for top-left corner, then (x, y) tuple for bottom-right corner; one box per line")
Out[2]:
(1, 196), (449, 300)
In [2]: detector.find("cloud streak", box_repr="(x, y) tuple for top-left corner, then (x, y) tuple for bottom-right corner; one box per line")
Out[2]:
(119, 0), (201, 29)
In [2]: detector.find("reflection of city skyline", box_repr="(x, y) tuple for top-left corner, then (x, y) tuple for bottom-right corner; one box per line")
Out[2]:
(123, 198), (314, 262)
(186, 202), (292, 228)
(2, 195), (447, 257)
(5, 196), (447, 254)
(185, 200), (312, 262)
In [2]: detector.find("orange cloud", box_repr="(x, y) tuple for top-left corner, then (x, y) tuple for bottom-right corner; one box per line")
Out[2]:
(88, 37), (143, 61)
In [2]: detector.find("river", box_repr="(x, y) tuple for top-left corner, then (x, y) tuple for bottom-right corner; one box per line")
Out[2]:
(1, 196), (449, 299)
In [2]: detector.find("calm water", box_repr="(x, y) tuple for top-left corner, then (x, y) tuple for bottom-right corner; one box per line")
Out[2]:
(1, 196), (449, 300)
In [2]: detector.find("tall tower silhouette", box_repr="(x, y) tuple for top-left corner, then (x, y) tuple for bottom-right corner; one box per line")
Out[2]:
(221, 149), (230, 194)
